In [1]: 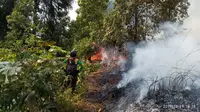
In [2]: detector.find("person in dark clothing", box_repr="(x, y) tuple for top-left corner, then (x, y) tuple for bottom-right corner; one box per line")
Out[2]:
(63, 50), (83, 94)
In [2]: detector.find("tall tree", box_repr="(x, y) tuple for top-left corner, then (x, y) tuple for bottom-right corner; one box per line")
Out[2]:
(33, 0), (73, 45)
(102, 0), (190, 46)
(68, 0), (109, 56)
(0, 0), (15, 40)
(5, 0), (35, 50)
(1, 0), (72, 46)
(70, 0), (109, 42)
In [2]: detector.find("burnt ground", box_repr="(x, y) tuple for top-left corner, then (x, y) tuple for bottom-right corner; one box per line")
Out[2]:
(79, 66), (125, 112)
(77, 64), (200, 112)
(79, 64), (148, 112)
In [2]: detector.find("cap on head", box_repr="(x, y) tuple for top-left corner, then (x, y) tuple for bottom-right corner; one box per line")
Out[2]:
(70, 50), (77, 57)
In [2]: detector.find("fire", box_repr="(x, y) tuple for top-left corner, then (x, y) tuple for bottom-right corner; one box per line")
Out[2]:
(90, 48), (104, 61)
(89, 48), (119, 61)
(89, 47), (122, 63)
(88, 43), (127, 64)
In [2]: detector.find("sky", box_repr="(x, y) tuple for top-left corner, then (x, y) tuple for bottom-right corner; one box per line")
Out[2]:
(68, 0), (79, 21)
(68, 0), (200, 37)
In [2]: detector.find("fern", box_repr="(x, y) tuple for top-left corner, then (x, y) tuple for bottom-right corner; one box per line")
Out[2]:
(0, 62), (21, 83)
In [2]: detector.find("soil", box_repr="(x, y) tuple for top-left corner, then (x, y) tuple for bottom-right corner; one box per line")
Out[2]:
(80, 66), (123, 112)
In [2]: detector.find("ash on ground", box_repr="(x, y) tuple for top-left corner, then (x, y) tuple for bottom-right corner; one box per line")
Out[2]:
(104, 80), (200, 112)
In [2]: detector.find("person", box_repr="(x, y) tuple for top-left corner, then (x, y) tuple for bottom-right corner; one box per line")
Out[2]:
(63, 50), (83, 94)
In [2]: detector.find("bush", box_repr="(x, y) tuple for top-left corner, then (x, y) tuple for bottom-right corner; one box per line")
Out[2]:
(73, 38), (95, 57)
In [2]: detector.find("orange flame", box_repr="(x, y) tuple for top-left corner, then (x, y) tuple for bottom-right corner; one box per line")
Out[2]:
(90, 48), (104, 61)
(90, 47), (120, 62)
(89, 43), (127, 63)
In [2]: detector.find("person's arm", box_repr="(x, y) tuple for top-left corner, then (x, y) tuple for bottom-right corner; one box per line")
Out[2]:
(78, 60), (83, 71)
(63, 59), (67, 64)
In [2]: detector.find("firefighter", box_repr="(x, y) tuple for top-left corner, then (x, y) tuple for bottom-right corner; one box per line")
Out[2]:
(63, 50), (83, 94)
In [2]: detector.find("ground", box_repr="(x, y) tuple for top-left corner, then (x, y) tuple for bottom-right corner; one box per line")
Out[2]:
(78, 66), (123, 112)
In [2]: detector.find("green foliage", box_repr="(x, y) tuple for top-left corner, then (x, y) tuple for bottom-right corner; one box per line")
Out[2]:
(69, 0), (109, 42)
(101, 0), (190, 46)
(73, 38), (94, 57)
(0, 0), (15, 40)
(0, 48), (78, 111)
(55, 73), (89, 111)
(6, 0), (35, 40)
(0, 0), (191, 111)
(102, 9), (127, 46)
(84, 62), (101, 74)
(154, 0), (190, 22)
(34, 0), (73, 45)
(0, 48), (16, 62)
(3, 0), (73, 47)
(0, 43), (66, 111)
(0, 36), (93, 111)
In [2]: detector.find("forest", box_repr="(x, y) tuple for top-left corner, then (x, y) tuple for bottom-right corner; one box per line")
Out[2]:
(0, 0), (194, 112)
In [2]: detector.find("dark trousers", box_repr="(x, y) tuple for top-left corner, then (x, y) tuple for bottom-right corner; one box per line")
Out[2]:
(64, 70), (78, 93)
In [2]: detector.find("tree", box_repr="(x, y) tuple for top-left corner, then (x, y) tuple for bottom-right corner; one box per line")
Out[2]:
(33, 0), (73, 45)
(68, 0), (109, 56)
(70, 0), (108, 41)
(0, 41), (67, 111)
(0, 0), (15, 40)
(1, 0), (72, 46)
(154, 0), (190, 23)
(101, 0), (190, 46)
(5, 0), (36, 52)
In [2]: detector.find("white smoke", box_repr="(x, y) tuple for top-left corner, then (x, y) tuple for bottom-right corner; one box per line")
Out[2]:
(183, 0), (200, 38)
(117, 22), (200, 101)
(101, 47), (127, 72)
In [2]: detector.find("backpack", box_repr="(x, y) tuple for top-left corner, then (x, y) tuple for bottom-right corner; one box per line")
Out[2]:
(66, 57), (78, 72)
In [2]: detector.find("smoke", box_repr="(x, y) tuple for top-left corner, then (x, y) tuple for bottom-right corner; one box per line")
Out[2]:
(117, 22), (200, 102)
(183, 0), (200, 38)
(101, 47), (127, 72)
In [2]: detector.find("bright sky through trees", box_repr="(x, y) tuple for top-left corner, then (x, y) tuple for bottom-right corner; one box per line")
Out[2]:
(69, 0), (200, 38)
(68, 0), (79, 20)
